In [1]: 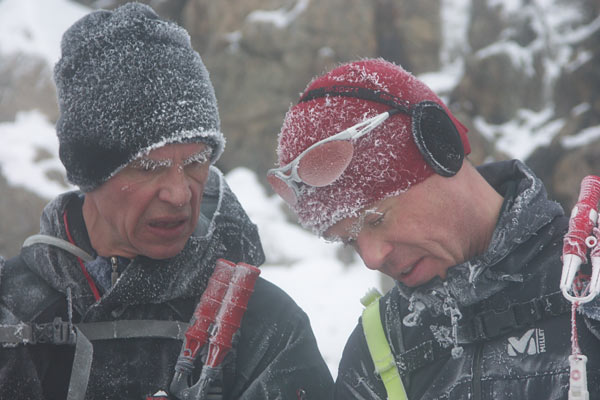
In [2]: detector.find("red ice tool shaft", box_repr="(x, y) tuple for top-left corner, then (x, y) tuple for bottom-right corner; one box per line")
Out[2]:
(182, 259), (236, 360)
(205, 262), (261, 368)
(170, 259), (237, 399)
(561, 175), (600, 302)
(170, 260), (261, 400)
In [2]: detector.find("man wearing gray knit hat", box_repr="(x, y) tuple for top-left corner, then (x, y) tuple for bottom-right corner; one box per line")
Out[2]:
(0, 3), (333, 399)
(55, 1), (225, 192)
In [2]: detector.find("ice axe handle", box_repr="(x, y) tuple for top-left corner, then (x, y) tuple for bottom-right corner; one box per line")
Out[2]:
(561, 175), (600, 302)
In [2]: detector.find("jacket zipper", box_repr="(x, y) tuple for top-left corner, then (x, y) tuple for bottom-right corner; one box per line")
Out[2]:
(471, 343), (483, 399)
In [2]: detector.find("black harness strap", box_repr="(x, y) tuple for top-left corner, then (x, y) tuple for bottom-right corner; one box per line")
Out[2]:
(0, 319), (189, 400)
(76, 320), (188, 341)
(0, 317), (75, 346)
(5, 235), (192, 399)
(69, 320), (188, 400)
(456, 291), (571, 343)
(0, 319), (189, 345)
(67, 326), (93, 400)
(396, 339), (449, 375)
(394, 291), (571, 376)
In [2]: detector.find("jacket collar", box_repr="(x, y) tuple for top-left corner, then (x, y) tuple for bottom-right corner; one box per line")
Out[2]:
(20, 167), (265, 320)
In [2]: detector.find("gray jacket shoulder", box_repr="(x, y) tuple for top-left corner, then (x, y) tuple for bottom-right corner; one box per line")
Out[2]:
(0, 254), (62, 323)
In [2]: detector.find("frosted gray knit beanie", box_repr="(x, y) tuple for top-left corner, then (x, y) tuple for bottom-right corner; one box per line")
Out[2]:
(54, 2), (224, 192)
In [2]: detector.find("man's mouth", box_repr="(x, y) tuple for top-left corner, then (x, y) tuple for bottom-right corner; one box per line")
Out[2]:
(396, 257), (424, 280)
(147, 215), (190, 233)
(399, 263), (417, 277)
(149, 220), (186, 229)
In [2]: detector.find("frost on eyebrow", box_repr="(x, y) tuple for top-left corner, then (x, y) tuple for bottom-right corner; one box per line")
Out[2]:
(129, 157), (172, 171)
(128, 148), (212, 171)
(183, 147), (213, 166)
(325, 206), (383, 244)
(351, 207), (382, 237)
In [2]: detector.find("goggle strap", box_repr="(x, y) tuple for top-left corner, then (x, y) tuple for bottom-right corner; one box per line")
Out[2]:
(299, 85), (410, 113)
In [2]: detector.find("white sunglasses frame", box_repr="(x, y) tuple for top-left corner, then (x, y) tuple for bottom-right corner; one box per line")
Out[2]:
(267, 110), (396, 200)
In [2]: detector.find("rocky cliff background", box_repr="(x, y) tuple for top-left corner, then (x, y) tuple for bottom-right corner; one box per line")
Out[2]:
(1, 0), (600, 258)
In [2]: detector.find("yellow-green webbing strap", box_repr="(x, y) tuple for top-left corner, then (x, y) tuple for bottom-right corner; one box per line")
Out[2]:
(361, 289), (408, 400)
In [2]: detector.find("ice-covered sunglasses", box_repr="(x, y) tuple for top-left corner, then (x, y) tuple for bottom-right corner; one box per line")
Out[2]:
(267, 86), (464, 205)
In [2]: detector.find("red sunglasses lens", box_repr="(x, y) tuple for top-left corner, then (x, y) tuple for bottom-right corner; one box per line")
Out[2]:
(297, 140), (354, 187)
(267, 173), (298, 205)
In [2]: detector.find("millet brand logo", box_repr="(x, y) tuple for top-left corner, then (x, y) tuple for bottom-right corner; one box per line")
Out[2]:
(507, 328), (546, 356)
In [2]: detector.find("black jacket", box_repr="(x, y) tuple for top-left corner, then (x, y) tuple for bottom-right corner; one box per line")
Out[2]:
(335, 160), (600, 399)
(0, 167), (333, 399)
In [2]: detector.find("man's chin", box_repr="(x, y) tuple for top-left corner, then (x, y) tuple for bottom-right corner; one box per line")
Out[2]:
(140, 242), (188, 260)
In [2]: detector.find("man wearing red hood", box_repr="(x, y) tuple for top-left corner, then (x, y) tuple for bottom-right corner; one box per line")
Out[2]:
(269, 58), (600, 399)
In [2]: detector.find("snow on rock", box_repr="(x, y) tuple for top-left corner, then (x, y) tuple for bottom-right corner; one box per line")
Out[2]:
(474, 107), (564, 160)
(0, 111), (74, 198)
(421, 0), (472, 98)
(562, 125), (600, 149)
(246, 0), (310, 29)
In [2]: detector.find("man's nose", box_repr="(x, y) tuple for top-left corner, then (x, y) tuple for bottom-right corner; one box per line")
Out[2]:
(158, 166), (192, 206)
(355, 233), (392, 271)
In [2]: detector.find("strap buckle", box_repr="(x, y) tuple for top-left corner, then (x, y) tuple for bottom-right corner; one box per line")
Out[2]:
(0, 317), (75, 345)
(478, 307), (520, 338)
(459, 299), (545, 342)
(33, 317), (76, 345)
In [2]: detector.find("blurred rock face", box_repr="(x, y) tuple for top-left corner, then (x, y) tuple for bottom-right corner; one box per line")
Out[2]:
(0, 53), (58, 123)
(1, 0), (599, 257)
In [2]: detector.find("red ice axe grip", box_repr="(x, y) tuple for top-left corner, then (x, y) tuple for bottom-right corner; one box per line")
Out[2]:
(181, 259), (236, 360)
(561, 175), (600, 303)
(205, 262), (261, 368)
(170, 260), (260, 400)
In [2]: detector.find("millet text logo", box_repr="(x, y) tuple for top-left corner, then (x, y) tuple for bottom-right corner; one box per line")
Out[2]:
(507, 328), (546, 356)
